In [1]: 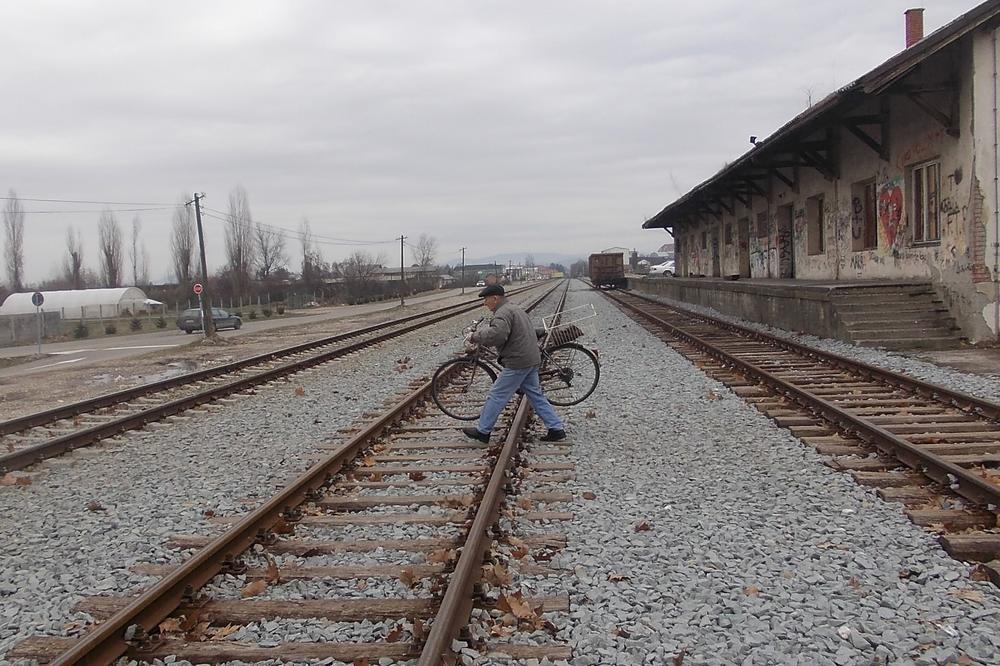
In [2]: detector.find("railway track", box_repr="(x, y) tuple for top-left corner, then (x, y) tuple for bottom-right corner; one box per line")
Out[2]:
(0, 285), (548, 475)
(601, 289), (1000, 582)
(8, 282), (577, 665)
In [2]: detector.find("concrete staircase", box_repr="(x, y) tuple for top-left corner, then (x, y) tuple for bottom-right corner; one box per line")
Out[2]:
(831, 283), (963, 350)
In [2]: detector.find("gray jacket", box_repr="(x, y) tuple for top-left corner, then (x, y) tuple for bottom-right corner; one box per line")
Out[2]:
(472, 300), (541, 368)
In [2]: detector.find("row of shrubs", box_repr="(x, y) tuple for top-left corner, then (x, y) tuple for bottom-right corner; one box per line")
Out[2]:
(70, 305), (289, 339)
(73, 317), (168, 339)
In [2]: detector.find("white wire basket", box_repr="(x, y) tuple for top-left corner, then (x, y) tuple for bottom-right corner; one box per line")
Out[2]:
(542, 303), (597, 345)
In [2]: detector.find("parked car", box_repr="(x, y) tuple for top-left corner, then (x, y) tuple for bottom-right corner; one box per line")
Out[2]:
(648, 261), (675, 277)
(476, 280), (486, 287)
(176, 308), (243, 333)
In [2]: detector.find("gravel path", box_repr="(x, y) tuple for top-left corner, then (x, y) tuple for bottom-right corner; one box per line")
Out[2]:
(632, 290), (1000, 404)
(539, 282), (1000, 665)
(0, 289), (555, 664)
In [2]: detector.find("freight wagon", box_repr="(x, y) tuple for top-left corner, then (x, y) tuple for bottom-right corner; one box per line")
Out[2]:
(588, 252), (626, 289)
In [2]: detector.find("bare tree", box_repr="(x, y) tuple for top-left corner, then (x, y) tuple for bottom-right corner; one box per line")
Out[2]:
(63, 226), (85, 289)
(524, 254), (535, 268)
(129, 216), (150, 286)
(3, 190), (25, 291)
(300, 218), (324, 289)
(170, 197), (196, 284)
(225, 185), (255, 301)
(412, 233), (438, 268)
(254, 221), (287, 280)
(97, 210), (124, 287)
(340, 250), (382, 296)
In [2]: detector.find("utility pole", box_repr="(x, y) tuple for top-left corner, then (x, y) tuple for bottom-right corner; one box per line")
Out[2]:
(188, 192), (216, 338)
(398, 235), (407, 307)
(460, 247), (466, 295)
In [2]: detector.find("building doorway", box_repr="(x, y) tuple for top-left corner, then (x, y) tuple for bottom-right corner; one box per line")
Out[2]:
(737, 217), (751, 278)
(777, 204), (795, 278)
(711, 227), (721, 277)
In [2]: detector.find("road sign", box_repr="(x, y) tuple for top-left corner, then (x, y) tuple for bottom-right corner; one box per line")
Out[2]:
(31, 291), (44, 307)
(193, 283), (203, 295)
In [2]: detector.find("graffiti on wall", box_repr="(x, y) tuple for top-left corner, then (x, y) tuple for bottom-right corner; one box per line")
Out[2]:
(894, 127), (944, 170)
(850, 196), (864, 241)
(877, 176), (904, 257)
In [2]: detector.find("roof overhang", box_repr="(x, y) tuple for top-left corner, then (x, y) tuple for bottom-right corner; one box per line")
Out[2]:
(643, 0), (1000, 233)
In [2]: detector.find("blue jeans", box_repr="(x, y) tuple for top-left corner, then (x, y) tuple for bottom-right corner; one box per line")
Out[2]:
(477, 365), (565, 434)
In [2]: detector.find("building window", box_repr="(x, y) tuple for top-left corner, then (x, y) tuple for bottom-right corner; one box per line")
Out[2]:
(701, 231), (707, 249)
(807, 195), (825, 255)
(724, 223), (733, 245)
(756, 212), (768, 239)
(912, 160), (940, 243)
(851, 179), (877, 251)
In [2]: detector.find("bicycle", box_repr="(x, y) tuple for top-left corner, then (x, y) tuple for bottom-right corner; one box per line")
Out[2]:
(431, 318), (600, 420)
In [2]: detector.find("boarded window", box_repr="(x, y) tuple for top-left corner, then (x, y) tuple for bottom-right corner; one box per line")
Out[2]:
(756, 212), (768, 239)
(807, 195), (825, 255)
(851, 179), (878, 251)
(724, 223), (733, 245)
(912, 161), (940, 242)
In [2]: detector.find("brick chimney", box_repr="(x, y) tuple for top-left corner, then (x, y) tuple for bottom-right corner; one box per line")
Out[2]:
(905, 8), (925, 48)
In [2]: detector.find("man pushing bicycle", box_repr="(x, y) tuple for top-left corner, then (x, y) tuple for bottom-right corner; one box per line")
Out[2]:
(461, 284), (566, 443)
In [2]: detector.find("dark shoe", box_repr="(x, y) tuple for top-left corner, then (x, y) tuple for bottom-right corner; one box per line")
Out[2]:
(462, 427), (490, 443)
(540, 429), (566, 442)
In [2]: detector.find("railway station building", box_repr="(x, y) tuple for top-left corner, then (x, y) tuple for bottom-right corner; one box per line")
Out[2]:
(642, 3), (1000, 344)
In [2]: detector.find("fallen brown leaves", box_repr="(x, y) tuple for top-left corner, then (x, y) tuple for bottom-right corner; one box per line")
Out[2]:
(240, 580), (268, 598)
(481, 562), (512, 586)
(950, 588), (985, 604)
(426, 548), (458, 564)
(744, 585), (760, 597)
(293, 386), (306, 397)
(398, 567), (418, 588)
(633, 520), (652, 533)
(0, 472), (31, 486)
(581, 491), (597, 500)
(494, 591), (557, 635)
(408, 471), (426, 482)
(85, 500), (105, 512)
(607, 571), (631, 582)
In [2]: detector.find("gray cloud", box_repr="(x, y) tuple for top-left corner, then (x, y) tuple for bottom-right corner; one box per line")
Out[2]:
(0, 0), (983, 282)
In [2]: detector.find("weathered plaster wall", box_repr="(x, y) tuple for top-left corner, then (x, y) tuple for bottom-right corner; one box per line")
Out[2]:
(671, 32), (997, 342)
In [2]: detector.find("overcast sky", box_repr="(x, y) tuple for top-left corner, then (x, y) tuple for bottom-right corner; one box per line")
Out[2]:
(0, 0), (985, 284)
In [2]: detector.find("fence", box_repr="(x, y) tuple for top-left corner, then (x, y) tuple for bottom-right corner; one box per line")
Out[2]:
(1, 312), (61, 346)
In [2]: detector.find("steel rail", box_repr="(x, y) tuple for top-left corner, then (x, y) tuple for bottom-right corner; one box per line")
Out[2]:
(0, 285), (555, 473)
(44, 283), (563, 666)
(622, 289), (1000, 423)
(605, 291), (1000, 508)
(0, 286), (538, 436)
(419, 280), (572, 664)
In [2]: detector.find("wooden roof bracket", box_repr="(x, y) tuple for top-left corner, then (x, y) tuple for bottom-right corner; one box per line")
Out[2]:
(901, 79), (960, 137)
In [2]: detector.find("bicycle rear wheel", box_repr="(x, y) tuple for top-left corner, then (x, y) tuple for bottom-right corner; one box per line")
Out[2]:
(541, 342), (600, 406)
(431, 358), (498, 420)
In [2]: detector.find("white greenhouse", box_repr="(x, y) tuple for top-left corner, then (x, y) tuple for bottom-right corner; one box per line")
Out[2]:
(0, 287), (159, 319)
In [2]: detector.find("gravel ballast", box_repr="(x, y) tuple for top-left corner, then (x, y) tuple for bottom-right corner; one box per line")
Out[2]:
(0, 290), (556, 664)
(542, 282), (1000, 665)
(634, 289), (1000, 403)
(5, 281), (1000, 665)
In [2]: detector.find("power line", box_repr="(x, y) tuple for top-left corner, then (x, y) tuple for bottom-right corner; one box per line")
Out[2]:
(0, 196), (178, 206)
(200, 208), (396, 247)
(19, 207), (176, 214)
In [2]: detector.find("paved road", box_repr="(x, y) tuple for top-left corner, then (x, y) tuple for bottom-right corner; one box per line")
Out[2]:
(0, 289), (472, 379)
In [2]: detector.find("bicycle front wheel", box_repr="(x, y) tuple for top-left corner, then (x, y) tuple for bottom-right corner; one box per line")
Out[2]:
(431, 358), (498, 420)
(541, 342), (600, 406)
